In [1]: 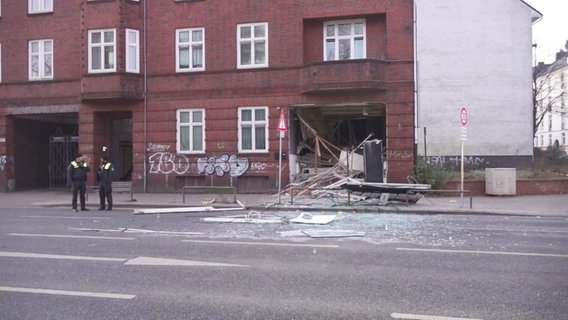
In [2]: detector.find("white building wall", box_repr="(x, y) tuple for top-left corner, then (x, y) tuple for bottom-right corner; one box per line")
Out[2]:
(535, 63), (568, 152)
(414, 0), (536, 162)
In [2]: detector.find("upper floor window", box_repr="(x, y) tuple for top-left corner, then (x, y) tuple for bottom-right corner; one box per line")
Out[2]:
(177, 109), (205, 153)
(176, 28), (205, 72)
(29, 39), (53, 80)
(238, 106), (268, 152)
(29, 0), (52, 14)
(88, 29), (116, 73)
(126, 29), (140, 73)
(237, 22), (268, 69)
(324, 19), (366, 61)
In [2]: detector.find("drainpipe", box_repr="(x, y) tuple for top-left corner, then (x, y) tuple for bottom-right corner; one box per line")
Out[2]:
(413, 0), (420, 159)
(143, 0), (148, 193)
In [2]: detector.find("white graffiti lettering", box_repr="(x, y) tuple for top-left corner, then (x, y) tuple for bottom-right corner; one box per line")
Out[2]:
(0, 155), (6, 172)
(250, 162), (267, 171)
(197, 154), (250, 177)
(147, 143), (171, 152)
(148, 152), (190, 175)
(425, 155), (487, 169)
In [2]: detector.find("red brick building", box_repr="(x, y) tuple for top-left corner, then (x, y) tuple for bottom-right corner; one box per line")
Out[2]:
(0, 0), (414, 193)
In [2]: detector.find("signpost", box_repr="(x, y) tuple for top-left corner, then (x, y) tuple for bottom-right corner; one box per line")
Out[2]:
(277, 109), (287, 204)
(459, 107), (468, 208)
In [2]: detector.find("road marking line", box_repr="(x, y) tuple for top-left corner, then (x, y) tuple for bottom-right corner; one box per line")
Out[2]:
(9, 233), (135, 240)
(182, 239), (339, 248)
(0, 286), (135, 300)
(0, 251), (126, 262)
(22, 215), (112, 220)
(462, 228), (568, 234)
(396, 247), (568, 258)
(391, 313), (482, 320)
(125, 256), (249, 267)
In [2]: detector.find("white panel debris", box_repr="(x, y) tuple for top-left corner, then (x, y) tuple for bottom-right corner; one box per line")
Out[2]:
(289, 212), (336, 225)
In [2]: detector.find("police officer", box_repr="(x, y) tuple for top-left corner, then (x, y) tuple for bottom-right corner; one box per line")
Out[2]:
(67, 153), (90, 212)
(97, 155), (114, 211)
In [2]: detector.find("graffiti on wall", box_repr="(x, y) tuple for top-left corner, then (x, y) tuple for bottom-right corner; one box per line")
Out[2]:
(148, 152), (191, 175)
(0, 155), (6, 172)
(425, 155), (487, 169)
(197, 155), (250, 177)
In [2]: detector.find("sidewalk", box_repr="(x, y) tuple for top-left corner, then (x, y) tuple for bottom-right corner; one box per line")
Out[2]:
(0, 189), (566, 217)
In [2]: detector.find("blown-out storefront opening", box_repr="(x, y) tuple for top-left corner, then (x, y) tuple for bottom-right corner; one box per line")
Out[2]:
(288, 102), (387, 181)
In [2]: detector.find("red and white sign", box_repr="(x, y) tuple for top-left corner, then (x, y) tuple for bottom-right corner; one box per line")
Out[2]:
(277, 109), (287, 132)
(460, 107), (468, 126)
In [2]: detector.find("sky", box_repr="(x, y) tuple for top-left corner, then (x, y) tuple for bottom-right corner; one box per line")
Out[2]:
(523, 0), (568, 63)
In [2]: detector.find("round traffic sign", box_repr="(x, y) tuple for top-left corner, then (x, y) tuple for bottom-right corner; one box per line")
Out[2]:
(460, 107), (468, 126)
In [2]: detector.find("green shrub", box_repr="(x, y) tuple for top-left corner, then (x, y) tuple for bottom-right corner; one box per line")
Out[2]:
(413, 159), (458, 189)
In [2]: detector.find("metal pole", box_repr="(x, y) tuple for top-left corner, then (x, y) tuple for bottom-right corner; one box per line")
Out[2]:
(460, 140), (464, 208)
(278, 132), (283, 204)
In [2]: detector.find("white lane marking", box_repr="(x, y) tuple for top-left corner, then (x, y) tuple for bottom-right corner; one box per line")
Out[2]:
(182, 239), (339, 248)
(9, 233), (135, 241)
(0, 251), (126, 262)
(122, 228), (204, 236)
(21, 215), (111, 220)
(462, 228), (568, 234)
(124, 256), (248, 267)
(0, 286), (135, 300)
(396, 247), (568, 258)
(391, 313), (482, 320)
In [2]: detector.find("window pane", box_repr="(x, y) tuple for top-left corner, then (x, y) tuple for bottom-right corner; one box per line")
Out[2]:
(241, 109), (251, 121)
(192, 30), (202, 42)
(338, 38), (350, 60)
(180, 111), (190, 123)
(104, 46), (114, 69)
(31, 56), (39, 77)
(254, 41), (265, 64)
(91, 47), (101, 69)
(31, 42), (39, 53)
(180, 126), (189, 151)
(354, 38), (364, 58)
(354, 23), (364, 35)
(179, 31), (189, 43)
(128, 31), (136, 43)
(44, 54), (52, 76)
(192, 46), (203, 68)
(254, 25), (265, 37)
(92, 32), (101, 44)
(255, 127), (265, 149)
(241, 127), (252, 150)
(338, 23), (351, 36)
(254, 109), (265, 120)
(192, 126), (203, 150)
(192, 111), (202, 122)
(104, 31), (114, 43)
(44, 41), (52, 52)
(326, 40), (335, 60)
(179, 47), (189, 68)
(326, 25), (335, 37)
(240, 26), (251, 39)
(128, 47), (137, 70)
(240, 43), (251, 65)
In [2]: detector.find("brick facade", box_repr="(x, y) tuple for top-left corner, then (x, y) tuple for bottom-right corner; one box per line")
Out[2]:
(0, 0), (414, 193)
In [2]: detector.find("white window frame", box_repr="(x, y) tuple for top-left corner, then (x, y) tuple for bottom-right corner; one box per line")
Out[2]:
(29, 39), (53, 80)
(126, 29), (140, 73)
(177, 109), (206, 154)
(28, 0), (52, 14)
(237, 22), (268, 69)
(238, 106), (268, 153)
(323, 19), (366, 61)
(176, 28), (205, 72)
(88, 29), (116, 73)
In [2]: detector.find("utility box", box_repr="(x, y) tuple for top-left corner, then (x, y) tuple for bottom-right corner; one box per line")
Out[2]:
(363, 140), (384, 183)
(485, 168), (516, 195)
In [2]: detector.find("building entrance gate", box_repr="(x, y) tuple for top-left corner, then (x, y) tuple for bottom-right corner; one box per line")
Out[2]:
(49, 135), (78, 188)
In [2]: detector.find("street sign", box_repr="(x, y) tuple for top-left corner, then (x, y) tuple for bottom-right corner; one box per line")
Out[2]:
(460, 107), (468, 126)
(277, 109), (287, 132)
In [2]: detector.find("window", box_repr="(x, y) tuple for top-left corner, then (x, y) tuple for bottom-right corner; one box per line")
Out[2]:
(548, 134), (552, 146)
(237, 23), (268, 68)
(29, 39), (53, 80)
(177, 109), (205, 153)
(562, 133), (566, 146)
(29, 0), (52, 14)
(540, 135), (543, 146)
(324, 19), (366, 61)
(238, 107), (268, 152)
(126, 29), (140, 73)
(548, 115), (553, 131)
(88, 29), (116, 73)
(176, 28), (204, 72)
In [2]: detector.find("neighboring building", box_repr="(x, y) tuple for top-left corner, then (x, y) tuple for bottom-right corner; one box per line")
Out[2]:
(414, 0), (541, 170)
(534, 48), (568, 153)
(0, 0), (414, 192)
